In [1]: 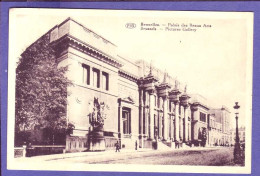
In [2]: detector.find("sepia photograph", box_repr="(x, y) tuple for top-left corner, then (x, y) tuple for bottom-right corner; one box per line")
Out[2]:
(7, 8), (253, 174)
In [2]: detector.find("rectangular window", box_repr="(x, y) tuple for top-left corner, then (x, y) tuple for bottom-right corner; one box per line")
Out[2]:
(82, 64), (90, 85)
(122, 108), (131, 134)
(92, 68), (100, 88)
(200, 112), (206, 122)
(102, 72), (109, 90)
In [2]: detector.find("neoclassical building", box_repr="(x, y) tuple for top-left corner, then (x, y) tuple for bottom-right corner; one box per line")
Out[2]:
(23, 17), (232, 152)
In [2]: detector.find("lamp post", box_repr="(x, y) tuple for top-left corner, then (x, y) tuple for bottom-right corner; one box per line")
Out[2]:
(154, 126), (158, 150)
(233, 102), (241, 164)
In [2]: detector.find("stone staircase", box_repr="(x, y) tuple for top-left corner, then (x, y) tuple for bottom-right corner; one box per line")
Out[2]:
(157, 141), (172, 150)
(162, 140), (172, 147)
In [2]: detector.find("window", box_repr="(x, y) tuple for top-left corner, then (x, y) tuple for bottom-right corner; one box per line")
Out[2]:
(122, 108), (131, 134)
(82, 64), (90, 85)
(200, 112), (206, 122)
(93, 68), (100, 88)
(102, 72), (109, 90)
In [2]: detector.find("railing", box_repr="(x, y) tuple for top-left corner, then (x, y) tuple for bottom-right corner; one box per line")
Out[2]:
(15, 145), (66, 157)
(104, 136), (118, 150)
(14, 147), (26, 158)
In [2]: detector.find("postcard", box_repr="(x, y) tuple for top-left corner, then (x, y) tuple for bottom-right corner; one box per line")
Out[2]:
(7, 8), (253, 174)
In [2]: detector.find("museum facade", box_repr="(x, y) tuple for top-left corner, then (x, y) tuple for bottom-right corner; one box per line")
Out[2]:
(24, 18), (232, 152)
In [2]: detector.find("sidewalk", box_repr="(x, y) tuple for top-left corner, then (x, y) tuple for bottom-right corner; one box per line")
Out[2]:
(15, 148), (152, 162)
(15, 146), (222, 163)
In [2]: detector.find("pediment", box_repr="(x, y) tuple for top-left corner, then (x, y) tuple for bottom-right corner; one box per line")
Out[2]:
(121, 96), (135, 104)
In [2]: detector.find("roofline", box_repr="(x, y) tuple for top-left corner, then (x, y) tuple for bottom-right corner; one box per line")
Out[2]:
(117, 55), (140, 68)
(21, 25), (58, 58)
(59, 17), (117, 47)
(210, 108), (231, 113)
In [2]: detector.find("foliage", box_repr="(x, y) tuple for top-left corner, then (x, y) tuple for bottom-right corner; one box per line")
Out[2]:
(15, 33), (71, 135)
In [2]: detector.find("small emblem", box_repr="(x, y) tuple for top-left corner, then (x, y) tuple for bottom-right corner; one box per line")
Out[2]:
(125, 23), (136, 29)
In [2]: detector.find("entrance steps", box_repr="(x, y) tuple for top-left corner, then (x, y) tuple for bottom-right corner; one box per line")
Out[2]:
(157, 141), (172, 150)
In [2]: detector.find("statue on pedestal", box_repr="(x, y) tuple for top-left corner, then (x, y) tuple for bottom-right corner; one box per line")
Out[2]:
(88, 97), (109, 151)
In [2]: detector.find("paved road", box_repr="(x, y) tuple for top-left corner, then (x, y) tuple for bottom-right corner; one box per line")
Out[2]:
(43, 147), (235, 166)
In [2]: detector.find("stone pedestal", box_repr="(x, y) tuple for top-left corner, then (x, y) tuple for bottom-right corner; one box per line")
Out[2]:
(89, 126), (106, 151)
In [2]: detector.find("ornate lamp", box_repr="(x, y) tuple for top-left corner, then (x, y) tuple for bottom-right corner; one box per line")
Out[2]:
(233, 102), (241, 164)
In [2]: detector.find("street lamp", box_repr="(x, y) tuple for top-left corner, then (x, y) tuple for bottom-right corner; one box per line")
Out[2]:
(233, 102), (241, 164)
(154, 126), (158, 150)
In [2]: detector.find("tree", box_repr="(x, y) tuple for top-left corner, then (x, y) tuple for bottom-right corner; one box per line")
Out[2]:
(15, 33), (72, 145)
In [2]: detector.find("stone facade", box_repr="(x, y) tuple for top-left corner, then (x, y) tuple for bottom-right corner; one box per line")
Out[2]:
(29, 17), (232, 151)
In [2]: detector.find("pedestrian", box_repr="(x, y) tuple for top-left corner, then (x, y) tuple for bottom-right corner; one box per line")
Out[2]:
(115, 141), (120, 152)
(135, 140), (138, 150)
(175, 141), (179, 149)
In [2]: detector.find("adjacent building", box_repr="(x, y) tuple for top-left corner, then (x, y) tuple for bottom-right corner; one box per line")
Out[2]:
(230, 126), (246, 145)
(208, 107), (232, 146)
(18, 17), (232, 152)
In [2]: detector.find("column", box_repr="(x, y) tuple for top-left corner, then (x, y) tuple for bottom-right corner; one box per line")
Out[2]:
(163, 97), (168, 140)
(188, 109), (192, 141)
(170, 119), (174, 141)
(118, 101), (123, 147)
(149, 91), (155, 140)
(179, 105), (183, 141)
(189, 121), (191, 141)
(139, 88), (144, 147)
(183, 106), (188, 142)
(170, 102), (174, 141)
(159, 112), (162, 139)
(144, 91), (148, 136)
(174, 101), (180, 141)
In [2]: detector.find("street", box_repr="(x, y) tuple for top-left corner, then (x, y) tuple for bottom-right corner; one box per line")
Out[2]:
(37, 147), (239, 166)
(89, 147), (234, 165)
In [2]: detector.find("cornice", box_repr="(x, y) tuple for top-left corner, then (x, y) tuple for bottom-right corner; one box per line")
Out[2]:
(191, 102), (210, 111)
(118, 70), (139, 83)
(50, 34), (123, 68)
(157, 82), (171, 90)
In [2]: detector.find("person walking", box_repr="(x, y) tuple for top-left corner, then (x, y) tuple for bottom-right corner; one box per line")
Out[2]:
(115, 141), (120, 152)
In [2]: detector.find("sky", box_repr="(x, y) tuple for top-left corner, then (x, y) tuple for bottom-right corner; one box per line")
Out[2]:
(9, 8), (253, 130)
